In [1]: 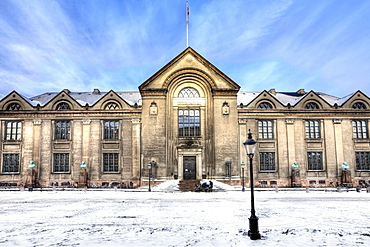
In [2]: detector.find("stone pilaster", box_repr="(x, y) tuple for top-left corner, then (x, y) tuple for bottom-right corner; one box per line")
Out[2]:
(131, 119), (141, 178)
(32, 120), (42, 178)
(82, 120), (91, 178)
(333, 118), (343, 178)
(285, 119), (296, 167)
(238, 119), (247, 171)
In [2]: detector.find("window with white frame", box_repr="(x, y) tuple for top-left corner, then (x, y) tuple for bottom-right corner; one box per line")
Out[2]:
(352, 120), (368, 139)
(105, 102), (119, 110)
(2, 154), (19, 173)
(55, 121), (71, 140)
(103, 153), (119, 173)
(352, 102), (367, 109)
(257, 102), (273, 110)
(307, 152), (323, 171)
(178, 109), (200, 137)
(355, 152), (370, 171)
(305, 102), (320, 110)
(259, 152), (275, 171)
(56, 102), (71, 110)
(104, 121), (119, 140)
(178, 87), (200, 98)
(258, 120), (274, 139)
(5, 121), (22, 141)
(305, 120), (321, 139)
(6, 103), (22, 111)
(53, 153), (70, 173)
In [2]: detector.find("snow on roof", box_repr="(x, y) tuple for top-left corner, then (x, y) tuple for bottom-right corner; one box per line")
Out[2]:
(270, 92), (305, 105)
(316, 92), (341, 105)
(335, 92), (355, 106)
(8, 89), (357, 108)
(237, 92), (259, 105)
(29, 93), (58, 106)
(238, 90), (354, 107)
(28, 91), (142, 107)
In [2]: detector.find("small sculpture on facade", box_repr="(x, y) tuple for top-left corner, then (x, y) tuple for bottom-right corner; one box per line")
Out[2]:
(80, 161), (87, 170)
(342, 162), (349, 170)
(28, 161), (36, 170)
(292, 161), (298, 169)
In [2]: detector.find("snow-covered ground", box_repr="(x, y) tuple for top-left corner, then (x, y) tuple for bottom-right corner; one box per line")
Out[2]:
(0, 182), (369, 246)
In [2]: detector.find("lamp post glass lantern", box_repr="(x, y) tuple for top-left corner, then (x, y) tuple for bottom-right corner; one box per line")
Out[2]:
(243, 130), (261, 240)
(241, 162), (245, 192)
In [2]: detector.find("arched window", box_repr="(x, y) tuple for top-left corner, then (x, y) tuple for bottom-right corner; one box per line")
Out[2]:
(6, 103), (22, 110)
(105, 102), (120, 110)
(352, 102), (367, 110)
(56, 102), (71, 110)
(257, 102), (273, 110)
(178, 87), (200, 98)
(305, 102), (319, 110)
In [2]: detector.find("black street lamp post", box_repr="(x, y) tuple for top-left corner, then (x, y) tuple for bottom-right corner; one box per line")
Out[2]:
(241, 162), (245, 192)
(243, 130), (261, 240)
(148, 160), (157, 192)
(148, 162), (152, 192)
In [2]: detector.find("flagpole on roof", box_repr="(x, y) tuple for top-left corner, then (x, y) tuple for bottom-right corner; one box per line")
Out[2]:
(186, 1), (190, 47)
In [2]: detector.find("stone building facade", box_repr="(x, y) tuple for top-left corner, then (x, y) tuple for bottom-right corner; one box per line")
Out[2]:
(1, 48), (370, 188)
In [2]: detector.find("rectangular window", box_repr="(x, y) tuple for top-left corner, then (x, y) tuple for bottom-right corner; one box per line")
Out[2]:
(352, 120), (368, 139)
(103, 153), (119, 173)
(307, 152), (323, 171)
(259, 152), (275, 171)
(5, 121), (22, 141)
(53, 153), (70, 173)
(178, 109), (200, 137)
(2, 154), (19, 173)
(356, 152), (370, 171)
(305, 120), (320, 139)
(104, 121), (119, 140)
(55, 121), (71, 140)
(258, 120), (274, 139)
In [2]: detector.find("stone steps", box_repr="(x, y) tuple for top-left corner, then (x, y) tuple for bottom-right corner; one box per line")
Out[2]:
(178, 180), (200, 192)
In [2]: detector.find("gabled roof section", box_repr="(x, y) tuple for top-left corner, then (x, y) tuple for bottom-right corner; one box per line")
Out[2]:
(240, 90), (285, 109)
(41, 89), (85, 110)
(139, 47), (240, 92)
(30, 90), (142, 109)
(92, 90), (141, 109)
(0, 90), (36, 110)
(293, 90), (332, 109)
(339, 90), (370, 108)
(237, 89), (366, 109)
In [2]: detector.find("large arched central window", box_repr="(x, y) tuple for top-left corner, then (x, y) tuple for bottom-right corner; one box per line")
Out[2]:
(177, 87), (201, 137)
(178, 87), (200, 98)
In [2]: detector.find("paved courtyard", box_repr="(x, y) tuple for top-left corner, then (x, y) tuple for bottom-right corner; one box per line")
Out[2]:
(0, 189), (369, 246)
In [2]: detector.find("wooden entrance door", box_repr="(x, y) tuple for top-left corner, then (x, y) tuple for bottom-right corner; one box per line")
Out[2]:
(183, 156), (196, 180)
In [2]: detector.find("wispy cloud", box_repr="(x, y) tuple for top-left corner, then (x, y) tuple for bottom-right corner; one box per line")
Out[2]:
(0, 0), (369, 99)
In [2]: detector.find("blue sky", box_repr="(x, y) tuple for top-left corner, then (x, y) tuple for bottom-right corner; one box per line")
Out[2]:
(1, 0), (370, 99)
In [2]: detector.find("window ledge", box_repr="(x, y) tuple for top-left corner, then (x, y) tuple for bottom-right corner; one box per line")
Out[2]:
(353, 139), (370, 143)
(305, 139), (323, 142)
(307, 170), (325, 172)
(178, 137), (202, 139)
(53, 140), (71, 143)
(102, 140), (120, 143)
(259, 170), (276, 173)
